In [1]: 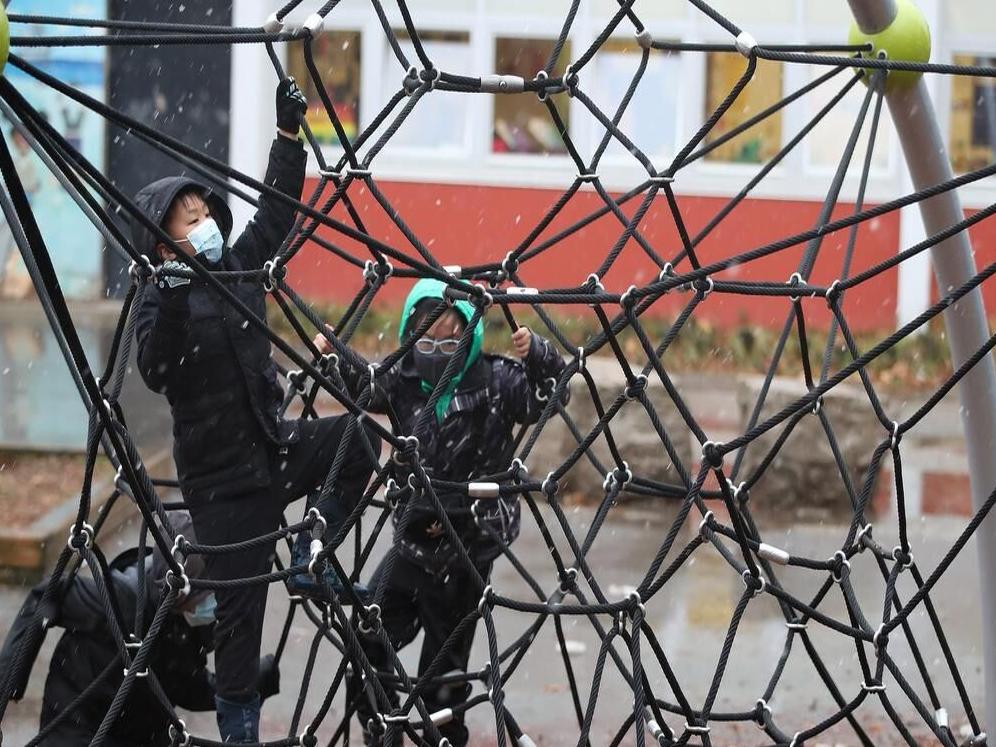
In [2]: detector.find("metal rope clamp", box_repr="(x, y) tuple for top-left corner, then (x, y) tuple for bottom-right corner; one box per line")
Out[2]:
(754, 698), (772, 730)
(697, 510), (715, 536)
(603, 461), (633, 493)
(627, 590), (646, 622)
(742, 569), (766, 598)
(562, 63), (580, 97)
(825, 279), (843, 307)
(534, 69), (550, 102)
(509, 457), (529, 484)
(165, 567), (191, 600)
(892, 545), (914, 571)
(171, 534), (187, 566)
(419, 65), (442, 92)
(367, 363), (379, 399)
(403, 65), (420, 96)
(787, 271), (805, 303)
(168, 719), (192, 747)
(534, 376), (558, 403)
(320, 351), (339, 374)
(481, 74), (525, 94)
(287, 369), (307, 394)
(129, 254), (156, 284)
(889, 421), (901, 450)
(392, 435), (420, 466)
(541, 473), (559, 498)
(620, 284), (639, 309)
(500, 251), (519, 280)
(67, 521), (94, 553)
(873, 623), (889, 652)
(624, 374), (647, 400)
(359, 603), (382, 634)
(830, 550), (850, 584)
(472, 284), (494, 310)
(263, 259), (286, 293)
(477, 584), (494, 616)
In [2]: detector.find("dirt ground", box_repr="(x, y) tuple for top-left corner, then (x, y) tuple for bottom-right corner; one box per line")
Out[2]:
(0, 450), (113, 528)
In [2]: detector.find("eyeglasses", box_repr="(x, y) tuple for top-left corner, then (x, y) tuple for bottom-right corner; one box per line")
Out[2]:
(414, 337), (461, 355)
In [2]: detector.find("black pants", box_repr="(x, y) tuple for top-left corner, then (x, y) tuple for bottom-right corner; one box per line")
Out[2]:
(189, 415), (381, 702)
(352, 549), (492, 747)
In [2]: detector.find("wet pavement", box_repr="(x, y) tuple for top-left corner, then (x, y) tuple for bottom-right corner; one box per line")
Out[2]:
(0, 501), (985, 746)
(0, 300), (989, 745)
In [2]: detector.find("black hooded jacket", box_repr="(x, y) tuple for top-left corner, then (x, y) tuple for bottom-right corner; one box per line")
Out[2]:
(351, 333), (569, 574)
(133, 137), (307, 501)
(0, 549), (215, 747)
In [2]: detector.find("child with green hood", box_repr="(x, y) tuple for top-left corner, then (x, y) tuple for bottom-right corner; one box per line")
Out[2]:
(315, 278), (568, 746)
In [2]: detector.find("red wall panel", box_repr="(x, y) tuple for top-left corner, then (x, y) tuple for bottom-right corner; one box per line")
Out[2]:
(288, 178), (902, 331)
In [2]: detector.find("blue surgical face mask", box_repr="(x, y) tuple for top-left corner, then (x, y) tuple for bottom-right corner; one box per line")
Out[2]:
(183, 218), (224, 264)
(182, 592), (217, 627)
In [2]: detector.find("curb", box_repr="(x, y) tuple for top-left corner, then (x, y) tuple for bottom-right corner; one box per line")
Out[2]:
(0, 449), (173, 584)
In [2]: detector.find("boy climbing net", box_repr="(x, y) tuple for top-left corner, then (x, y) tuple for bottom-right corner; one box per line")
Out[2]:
(133, 77), (381, 743)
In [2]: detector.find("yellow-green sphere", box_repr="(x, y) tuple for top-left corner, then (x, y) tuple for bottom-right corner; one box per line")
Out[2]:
(848, 0), (932, 90)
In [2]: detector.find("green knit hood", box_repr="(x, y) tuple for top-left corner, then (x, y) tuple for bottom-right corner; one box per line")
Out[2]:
(399, 279), (484, 421)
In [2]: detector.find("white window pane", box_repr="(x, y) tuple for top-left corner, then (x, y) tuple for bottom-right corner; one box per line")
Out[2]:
(492, 38), (570, 155)
(704, 54), (783, 164)
(589, 43), (681, 162)
(384, 33), (471, 152)
(805, 68), (892, 172)
(287, 30), (362, 146)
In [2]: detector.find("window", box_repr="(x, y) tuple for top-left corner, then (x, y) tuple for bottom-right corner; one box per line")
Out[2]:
(286, 30), (362, 145)
(588, 39), (681, 163)
(949, 54), (996, 174)
(493, 38), (571, 155)
(381, 30), (471, 153)
(805, 66), (892, 172)
(703, 54), (783, 164)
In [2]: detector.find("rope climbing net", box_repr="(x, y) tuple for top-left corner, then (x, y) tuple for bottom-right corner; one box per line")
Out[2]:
(1, 1), (996, 745)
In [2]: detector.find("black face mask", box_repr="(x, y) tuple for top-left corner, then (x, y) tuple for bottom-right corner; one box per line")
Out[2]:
(413, 349), (455, 387)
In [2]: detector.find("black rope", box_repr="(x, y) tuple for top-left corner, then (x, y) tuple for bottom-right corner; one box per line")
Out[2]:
(1, 3), (994, 746)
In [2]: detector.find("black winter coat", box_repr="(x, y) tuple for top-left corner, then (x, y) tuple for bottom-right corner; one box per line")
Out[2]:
(354, 333), (568, 574)
(133, 137), (307, 501)
(0, 550), (215, 747)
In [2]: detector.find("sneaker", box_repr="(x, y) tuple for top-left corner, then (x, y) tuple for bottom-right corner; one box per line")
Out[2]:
(287, 533), (369, 604)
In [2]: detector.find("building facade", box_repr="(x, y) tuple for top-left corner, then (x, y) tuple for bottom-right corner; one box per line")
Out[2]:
(231, 0), (996, 331)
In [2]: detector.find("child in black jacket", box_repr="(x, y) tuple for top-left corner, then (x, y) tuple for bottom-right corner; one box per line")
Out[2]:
(133, 79), (381, 743)
(0, 512), (279, 746)
(315, 278), (569, 747)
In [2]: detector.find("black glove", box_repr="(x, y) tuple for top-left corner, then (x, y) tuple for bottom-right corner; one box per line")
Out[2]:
(276, 77), (308, 134)
(256, 653), (281, 700)
(156, 259), (192, 309)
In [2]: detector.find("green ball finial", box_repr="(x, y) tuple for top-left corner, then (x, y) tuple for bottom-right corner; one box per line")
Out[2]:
(848, 0), (931, 90)
(0, 3), (9, 76)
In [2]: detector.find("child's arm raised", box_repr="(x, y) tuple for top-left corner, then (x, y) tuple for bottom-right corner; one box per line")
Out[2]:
(230, 78), (308, 270)
(499, 326), (571, 424)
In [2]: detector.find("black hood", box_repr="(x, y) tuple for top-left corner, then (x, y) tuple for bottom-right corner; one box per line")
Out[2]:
(131, 176), (233, 264)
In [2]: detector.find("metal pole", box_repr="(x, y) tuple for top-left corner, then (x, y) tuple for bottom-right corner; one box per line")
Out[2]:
(847, 0), (996, 735)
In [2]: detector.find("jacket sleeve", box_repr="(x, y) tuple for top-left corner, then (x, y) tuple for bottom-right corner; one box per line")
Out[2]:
(338, 357), (399, 415)
(496, 332), (570, 425)
(134, 285), (188, 396)
(231, 137), (308, 271)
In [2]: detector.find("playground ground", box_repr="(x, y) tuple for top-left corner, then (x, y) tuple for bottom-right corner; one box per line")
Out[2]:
(0, 302), (989, 745)
(0, 499), (986, 746)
